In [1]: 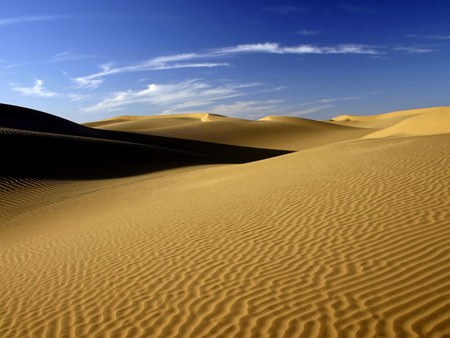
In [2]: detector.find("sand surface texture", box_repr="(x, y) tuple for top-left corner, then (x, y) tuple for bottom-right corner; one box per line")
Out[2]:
(1, 105), (450, 337)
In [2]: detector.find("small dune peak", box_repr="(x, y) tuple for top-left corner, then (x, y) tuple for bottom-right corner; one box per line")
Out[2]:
(331, 114), (354, 122)
(200, 113), (228, 122)
(200, 113), (212, 122)
(259, 115), (313, 124)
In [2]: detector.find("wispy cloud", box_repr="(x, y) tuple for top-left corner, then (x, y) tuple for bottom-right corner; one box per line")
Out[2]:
(394, 46), (435, 54)
(296, 30), (319, 36)
(75, 42), (378, 89)
(11, 79), (58, 97)
(2, 51), (98, 70)
(95, 85), (359, 118)
(215, 42), (379, 55)
(73, 77), (104, 89)
(288, 105), (334, 116)
(318, 96), (358, 103)
(68, 93), (89, 102)
(406, 34), (450, 40)
(74, 56), (228, 89)
(11, 79), (91, 101)
(82, 79), (257, 114)
(292, 96), (358, 110)
(2, 63), (22, 69)
(50, 51), (97, 63)
(209, 100), (285, 118)
(0, 15), (63, 26)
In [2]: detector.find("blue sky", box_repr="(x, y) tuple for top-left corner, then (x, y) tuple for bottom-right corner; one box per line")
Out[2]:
(1, 0), (449, 122)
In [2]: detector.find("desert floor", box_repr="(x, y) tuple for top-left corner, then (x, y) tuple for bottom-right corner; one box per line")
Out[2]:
(1, 105), (449, 337)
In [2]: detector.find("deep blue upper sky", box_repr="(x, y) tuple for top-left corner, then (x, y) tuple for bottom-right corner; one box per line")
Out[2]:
(1, 0), (449, 122)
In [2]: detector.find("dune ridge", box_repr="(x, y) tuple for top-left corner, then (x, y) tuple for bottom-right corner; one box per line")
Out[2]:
(1, 105), (449, 337)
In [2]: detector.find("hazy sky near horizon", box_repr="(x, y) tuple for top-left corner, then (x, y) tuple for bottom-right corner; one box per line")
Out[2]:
(1, 0), (449, 122)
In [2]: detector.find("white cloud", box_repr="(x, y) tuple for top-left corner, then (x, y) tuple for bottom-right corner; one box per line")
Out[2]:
(286, 95), (362, 117)
(2, 51), (97, 71)
(80, 77), (365, 119)
(319, 98), (336, 103)
(394, 46), (435, 54)
(216, 43), (282, 54)
(151, 53), (204, 64)
(215, 42), (379, 55)
(50, 51), (97, 63)
(0, 15), (62, 26)
(68, 93), (89, 102)
(11, 79), (89, 101)
(74, 42), (379, 89)
(73, 77), (104, 89)
(82, 79), (256, 114)
(288, 105), (334, 116)
(209, 100), (285, 118)
(74, 56), (228, 89)
(3, 63), (22, 69)
(319, 96), (358, 103)
(54, 51), (72, 58)
(11, 79), (58, 97)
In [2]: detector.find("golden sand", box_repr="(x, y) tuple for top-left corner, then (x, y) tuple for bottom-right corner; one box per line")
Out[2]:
(1, 106), (449, 337)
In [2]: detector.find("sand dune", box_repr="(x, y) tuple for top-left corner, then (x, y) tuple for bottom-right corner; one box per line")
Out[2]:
(1, 105), (450, 337)
(331, 106), (450, 138)
(330, 107), (432, 129)
(87, 113), (371, 151)
(363, 107), (450, 138)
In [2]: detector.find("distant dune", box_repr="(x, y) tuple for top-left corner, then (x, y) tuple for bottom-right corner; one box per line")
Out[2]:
(86, 112), (371, 151)
(1, 104), (449, 337)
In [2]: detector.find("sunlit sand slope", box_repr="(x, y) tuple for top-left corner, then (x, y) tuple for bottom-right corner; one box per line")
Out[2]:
(1, 133), (449, 337)
(330, 106), (449, 130)
(363, 107), (450, 138)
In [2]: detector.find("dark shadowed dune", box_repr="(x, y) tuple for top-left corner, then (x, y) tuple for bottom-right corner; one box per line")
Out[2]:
(1, 128), (216, 179)
(0, 104), (290, 179)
